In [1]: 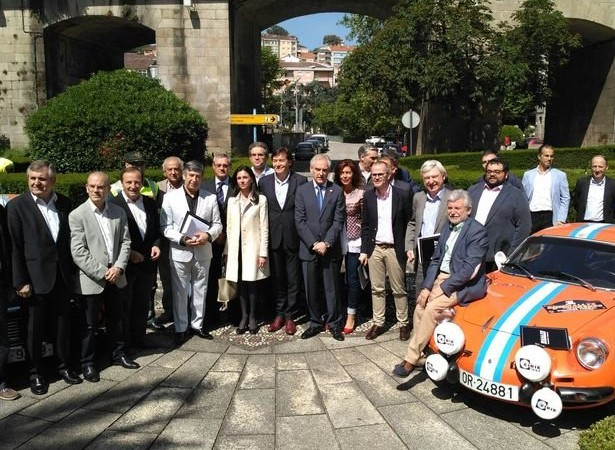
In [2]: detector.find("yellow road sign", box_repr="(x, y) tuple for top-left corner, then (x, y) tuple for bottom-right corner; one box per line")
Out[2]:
(229, 114), (279, 125)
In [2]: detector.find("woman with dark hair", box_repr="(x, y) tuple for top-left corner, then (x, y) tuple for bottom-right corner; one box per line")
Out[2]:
(334, 159), (364, 334)
(224, 166), (270, 334)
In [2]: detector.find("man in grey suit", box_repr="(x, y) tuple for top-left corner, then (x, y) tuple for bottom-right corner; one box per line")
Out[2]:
(405, 160), (451, 294)
(70, 172), (138, 383)
(469, 157), (531, 272)
(295, 154), (345, 341)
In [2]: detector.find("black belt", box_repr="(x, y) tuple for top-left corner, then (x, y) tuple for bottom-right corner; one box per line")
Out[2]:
(375, 243), (394, 249)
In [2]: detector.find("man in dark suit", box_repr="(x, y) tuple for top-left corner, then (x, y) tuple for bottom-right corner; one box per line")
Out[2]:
(469, 157), (531, 272)
(202, 153), (233, 328)
(479, 150), (523, 190)
(394, 190), (488, 377)
(110, 167), (161, 349)
(260, 147), (307, 335)
(7, 160), (80, 394)
(295, 154), (345, 341)
(574, 155), (615, 223)
(360, 160), (413, 341)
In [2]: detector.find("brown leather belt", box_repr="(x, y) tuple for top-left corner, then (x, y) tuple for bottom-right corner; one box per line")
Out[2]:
(375, 243), (394, 249)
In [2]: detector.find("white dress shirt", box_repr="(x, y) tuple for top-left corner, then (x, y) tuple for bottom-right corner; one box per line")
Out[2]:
(122, 191), (147, 239)
(584, 177), (605, 221)
(375, 185), (394, 245)
(274, 173), (290, 209)
(31, 192), (59, 242)
(421, 190), (442, 237)
(440, 221), (465, 274)
(529, 169), (553, 212)
(475, 184), (502, 225)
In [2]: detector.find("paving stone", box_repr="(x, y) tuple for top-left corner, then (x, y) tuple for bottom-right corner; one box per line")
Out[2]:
(214, 434), (275, 450)
(177, 371), (239, 419)
(0, 394), (37, 420)
(544, 430), (582, 450)
(162, 352), (219, 388)
(0, 414), (53, 449)
(111, 386), (191, 434)
(212, 353), (248, 372)
(84, 366), (173, 414)
(276, 415), (338, 450)
(276, 354), (308, 370)
(356, 343), (403, 373)
(276, 370), (323, 416)
(272, 337), (325, 354)
(152, 417), (223, 449)
(100, 364), (144, 382)
(19, 409), (121, 450)
(150, 349), (195, 369)
(133, 350), (165, 367)
(335, 423), (406, 450)
(177, 337), (229, 354)
(330, 347), (369, 366)
(239, 355), (275, 389)
(442, 407), (552, 450)
(304, 351), (352, 386)
(85, 430), (158, 449)
(220, 389), (275, 435)
(378, 339), (410, 359)
(17, 378), (68, 400)
(19, 379), (116, 422)
(226, 344), (273, 354)
(404, 374), (469, 415)
(319, 335), (374, 350)
(380, 403), (476, 450)
(318, 382), (385, 428)
(345, 361), (416, 407)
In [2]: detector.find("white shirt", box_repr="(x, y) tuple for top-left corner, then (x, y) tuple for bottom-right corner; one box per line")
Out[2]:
(31, 192), (60, 242)
(89, 200), (115, 264)
(215, 177), (230, 202)
(375, 185), (394, 245)
(475, 184), (502, 225)
(164, 179), (182, 192)
(274, 173), (290, 209)
(252, 166), (274, 185)
(584, 177), (605, 221)
(529, 168), (552, 212)
(421, 190), (442, 237)
(440, 221), (465, 274)
(121, 191), (147, 239)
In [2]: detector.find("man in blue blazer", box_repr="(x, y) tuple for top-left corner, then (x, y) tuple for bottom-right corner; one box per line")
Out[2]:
(522, 145), (570, 233)
(394, 190), (488, 376)
(295, 154), (345, 341)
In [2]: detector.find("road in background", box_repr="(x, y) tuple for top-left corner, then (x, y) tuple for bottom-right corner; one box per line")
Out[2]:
(295, 141), (361, 178)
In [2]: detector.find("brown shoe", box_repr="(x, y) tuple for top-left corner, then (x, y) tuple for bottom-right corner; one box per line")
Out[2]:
(268, 316), (284, 332)
(0, 387), (20, 401)
(399, 325), (410, 341)
(285, 319), (297, 335)
(365, 324), (384, 340)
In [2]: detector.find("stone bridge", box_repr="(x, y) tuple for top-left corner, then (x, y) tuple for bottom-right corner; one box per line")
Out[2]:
(1, 0), (615, 154)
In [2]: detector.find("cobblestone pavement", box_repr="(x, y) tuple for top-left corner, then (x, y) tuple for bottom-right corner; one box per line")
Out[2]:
(1, 324), (608, 450)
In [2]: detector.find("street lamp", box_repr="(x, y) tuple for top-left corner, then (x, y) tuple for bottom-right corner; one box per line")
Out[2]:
(293, 77), (301, 132)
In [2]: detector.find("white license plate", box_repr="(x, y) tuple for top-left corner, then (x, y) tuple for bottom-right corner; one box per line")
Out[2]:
(459, 369), (519, 401)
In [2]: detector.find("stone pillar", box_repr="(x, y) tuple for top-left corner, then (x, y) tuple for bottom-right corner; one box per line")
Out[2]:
(0, 6), (45, 149)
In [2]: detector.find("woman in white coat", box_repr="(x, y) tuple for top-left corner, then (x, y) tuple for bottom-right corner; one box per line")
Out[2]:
(224, 166), (270, 334)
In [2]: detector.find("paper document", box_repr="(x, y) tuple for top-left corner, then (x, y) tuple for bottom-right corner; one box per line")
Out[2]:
(180, 212), (210, 238)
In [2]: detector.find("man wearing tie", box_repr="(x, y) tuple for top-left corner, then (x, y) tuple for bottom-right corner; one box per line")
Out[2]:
(295, 154), (345, 341)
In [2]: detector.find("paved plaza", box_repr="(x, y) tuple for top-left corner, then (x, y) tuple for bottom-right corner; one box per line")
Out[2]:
(0, 324), (605, 450)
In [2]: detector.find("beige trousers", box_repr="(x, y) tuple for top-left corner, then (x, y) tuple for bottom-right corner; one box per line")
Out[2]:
(404, 273), (457, 364)
(369, 245), (408, 327)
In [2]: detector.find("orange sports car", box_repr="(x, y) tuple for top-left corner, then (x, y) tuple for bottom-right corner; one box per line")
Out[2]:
(425, 223), (615, 420)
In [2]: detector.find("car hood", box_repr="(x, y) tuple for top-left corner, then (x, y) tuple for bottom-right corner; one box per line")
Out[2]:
(459, 273), (615, 336)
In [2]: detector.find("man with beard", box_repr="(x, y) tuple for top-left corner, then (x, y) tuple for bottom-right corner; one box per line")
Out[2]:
(469, 157), (531, 272)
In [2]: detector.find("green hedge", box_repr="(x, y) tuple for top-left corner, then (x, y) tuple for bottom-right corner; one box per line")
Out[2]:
(25, 70), (208, 172)
(579, 415), (615, 450)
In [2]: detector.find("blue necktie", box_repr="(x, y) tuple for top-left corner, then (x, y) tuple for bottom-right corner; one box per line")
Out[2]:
(216, 181), (224, 209)
(317, 186), (324, 211)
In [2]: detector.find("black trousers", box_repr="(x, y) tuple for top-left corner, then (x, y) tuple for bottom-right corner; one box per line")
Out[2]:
(530, 210), (553, 234)
(302, 255), (343, 328)
(157, 239), (173, 314)
(125, 264), (156, 346)
(81, 284), (126, 367)
(204, 241), (224, 326)
(270, 246), (301, 320)
(0, 288), (8, 389)
(27, 277), (71, 376)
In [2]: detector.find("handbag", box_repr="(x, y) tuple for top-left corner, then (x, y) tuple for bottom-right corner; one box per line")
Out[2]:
(217, 263), (237, 311)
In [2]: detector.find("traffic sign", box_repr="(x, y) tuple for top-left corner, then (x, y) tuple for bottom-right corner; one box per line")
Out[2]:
(402, 110), (420, 129)
(229, 114), (279, 125)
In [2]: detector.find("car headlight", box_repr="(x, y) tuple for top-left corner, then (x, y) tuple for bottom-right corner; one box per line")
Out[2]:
(576, 338), (608, 370)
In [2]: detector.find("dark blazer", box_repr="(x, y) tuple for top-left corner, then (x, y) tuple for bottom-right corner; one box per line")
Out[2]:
(574, 176), (615, 223)
(423, 217), (488, 306)
(7, 192), (75, 294)
(0, 205), (10, 287)
(202, 177), (233, 228)
(110, 193), (161, 271)
(361, 185), (412, 267)
(468, 181), (531, 261)
(259, 172), (307, 250)
(295, 181), (345, 261)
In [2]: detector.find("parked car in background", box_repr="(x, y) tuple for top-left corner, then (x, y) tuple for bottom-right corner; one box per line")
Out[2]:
(365, 136), (385, 146)
(382, 142), (402, 157)
(310, 134), (329, 151)
(516, 136), (544, 149)
(294, 141), (318, 161)
(305, 139), (324, 154)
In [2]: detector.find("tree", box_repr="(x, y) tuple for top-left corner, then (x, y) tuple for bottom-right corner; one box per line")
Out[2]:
(338, 14), (384, 45)
(322, 34), (343, 46)
(266, 25), (289, 36)
(261, 47), (284, 115)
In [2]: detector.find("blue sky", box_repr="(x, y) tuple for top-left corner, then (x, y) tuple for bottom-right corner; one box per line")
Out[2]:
(276, 13), (354, 50)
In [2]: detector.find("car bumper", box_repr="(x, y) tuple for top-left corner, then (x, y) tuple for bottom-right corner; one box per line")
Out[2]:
(558, 386), (615, 404)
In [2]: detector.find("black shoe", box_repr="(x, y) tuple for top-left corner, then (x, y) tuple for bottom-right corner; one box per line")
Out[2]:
(155, 311), (173, 324)
(193, 329), (214, 340)
(301, 326), (323, 340)
(249, 326), (259, 335)
(30, 375), (48, 395)
(174, 332), (185, 346)
(59, 368), (82, 385)
(236, 326), (248, 335)
(113, 355), (140, 369)
(330, 328), (345, 341)
(149, 321), (166, 331)
(83, 365), (100, 383)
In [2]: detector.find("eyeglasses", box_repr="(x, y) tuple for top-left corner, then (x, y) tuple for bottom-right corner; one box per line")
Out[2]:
(482, 159), (496, 165)
(371, 173), (387, 178)
(486, 170), (504, 175)
(250, 153), (265, 157)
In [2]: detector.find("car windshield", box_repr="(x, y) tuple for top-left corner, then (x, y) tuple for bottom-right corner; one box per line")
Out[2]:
(501, 236), (615, 290)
